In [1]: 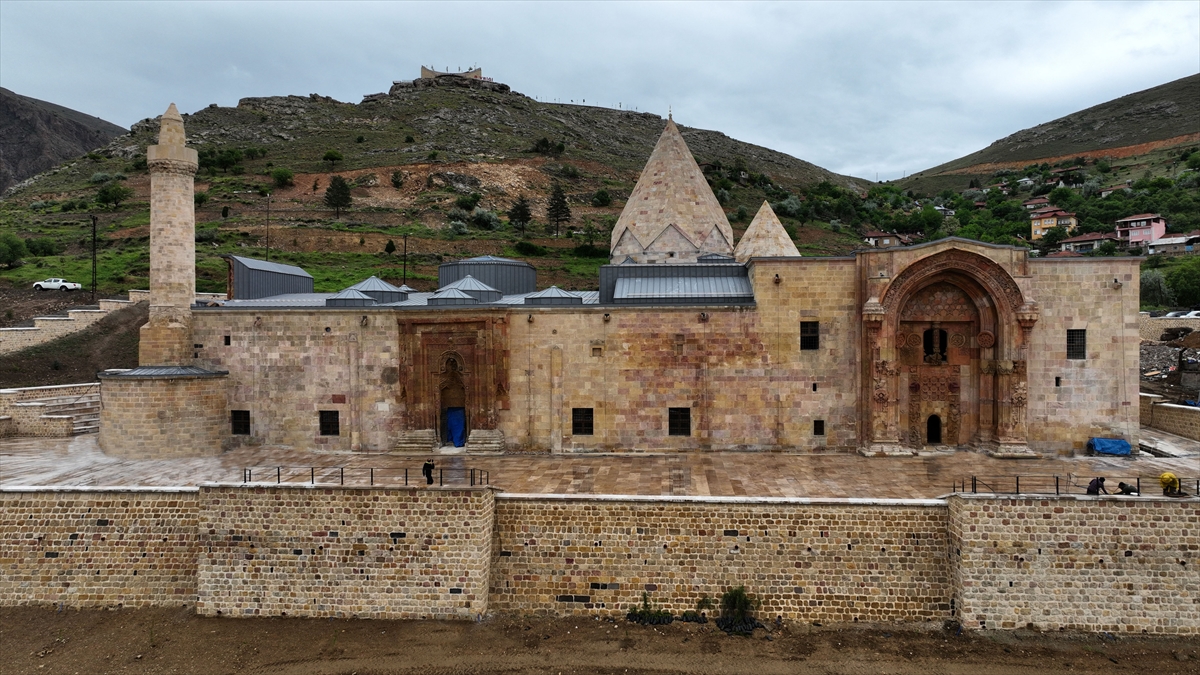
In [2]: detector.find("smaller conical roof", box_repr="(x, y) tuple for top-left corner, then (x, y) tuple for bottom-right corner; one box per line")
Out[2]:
(329, 288), (373, 300)
(734, 202), (801, 262)
(439, 275), (500, 294)
(431, 288), (473, 299)
(348, 276), (404, 292)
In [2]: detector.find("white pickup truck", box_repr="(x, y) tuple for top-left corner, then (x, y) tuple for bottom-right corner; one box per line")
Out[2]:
(32, 278), (82, 291)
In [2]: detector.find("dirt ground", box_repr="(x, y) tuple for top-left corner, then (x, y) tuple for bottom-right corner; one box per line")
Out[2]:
(0, 284), (96, 329)
(0, 297), (145, 388)
(1, 607), (1197, 675)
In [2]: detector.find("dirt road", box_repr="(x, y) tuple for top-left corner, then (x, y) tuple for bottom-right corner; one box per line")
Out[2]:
(2, 607), (1197, 675)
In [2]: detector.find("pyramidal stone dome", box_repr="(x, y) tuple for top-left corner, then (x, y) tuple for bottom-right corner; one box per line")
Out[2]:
(734, 202), (802, 262)
(609, 117), (734, 264)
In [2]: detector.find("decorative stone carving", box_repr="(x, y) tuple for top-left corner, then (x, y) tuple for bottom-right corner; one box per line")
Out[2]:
(881, 249), (1026, 316)
(873, 389), (889, 404)
(995, 360), (1014, 376)
(874, 360), (901, 376)
(946, 402), (961, 445)
(980, 360), (996, 375)
(950, 333), (965, 348)
(906, 333), (923, 348)
(900, 282), (980, 323)
(977, 331), (995, 349)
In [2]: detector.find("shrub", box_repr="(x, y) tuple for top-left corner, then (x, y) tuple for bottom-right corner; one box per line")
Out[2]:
(626, 592), (673, 626)
(391, 171), (404, 189)
(773, 195), (806, 219)
(25, 237), (63, 256)
(0, 231), (28, 267)
(572, 243), (607, 258)
(89, 172), (112, 184)
(194, 191), (209, 207)
(514, 241), (546, 256)
(1166, 257), (1200, 307)
(449, 220), (468, 235)
(1141, 269), (1174, 308)
(716, 188), (731, 205)
(455, 193), (481, 211)
(222, 205), (230, 219)
(195, 228), (219, 243)
(352, 173), (377, 188)
(271, 168), (295, 188)
(591, 189), (612, 207)
(355, 135), (365, 143)
(447, 206), (472, 223)
(470, 208), (502, 231)
(96, 183), (133, 208)
(716, 586), (762, 636)
(322, 150), (343, 168)
(427, 151), (439, 160)
(404, 135), (414, 143)
(60, 200), (77, 212)
(385, 239), (396, 255)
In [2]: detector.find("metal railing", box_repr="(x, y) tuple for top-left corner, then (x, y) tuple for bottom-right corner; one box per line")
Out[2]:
(952, 475), (1198, 496)
(239, 465), (489, 487)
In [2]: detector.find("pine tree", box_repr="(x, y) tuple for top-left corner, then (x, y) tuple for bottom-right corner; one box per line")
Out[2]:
(324, 175), (352, 218)
(507, 195), (532, 235)
(385, 239), (396, 255)
(545, 183), (571, 237)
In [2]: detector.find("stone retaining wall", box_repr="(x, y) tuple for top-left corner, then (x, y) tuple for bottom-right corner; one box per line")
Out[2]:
(1138, 312), (1200, 341)
(1140, 393), (1200, 441)
(949, 495), (1199, 634)
(2, 487), (1196, 632)
(0, 488), (200, 607)
(490, 495), (950, 623)
(195, 485), (494, 619)
(0, 309), (108, 356)
(0, 383), (99, 437)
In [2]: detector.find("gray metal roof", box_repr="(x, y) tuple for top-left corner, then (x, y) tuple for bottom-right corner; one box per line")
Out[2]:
(227, 255), (313, 278)
(525, 286), (583, 305)
(348, 276), (403, 292)
(461, 255), (522, 263)
(326, 288), (377, 307)
(613, 275), (754, 301)
(427, 288), (479, 306)
(98, 366), (229, 379)
(220, 293), (334, 307)
(439, 275), (502, 302)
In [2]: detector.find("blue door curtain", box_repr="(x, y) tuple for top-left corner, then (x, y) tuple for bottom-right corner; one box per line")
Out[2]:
(445, 407), (466, 447)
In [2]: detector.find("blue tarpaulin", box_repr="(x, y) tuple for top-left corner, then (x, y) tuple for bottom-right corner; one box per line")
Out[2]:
(445, 407), (466, 447)
(1087, 438), (1131, 456)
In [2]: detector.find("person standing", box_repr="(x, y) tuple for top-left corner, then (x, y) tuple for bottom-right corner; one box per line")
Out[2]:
(422, 458), (435, 486)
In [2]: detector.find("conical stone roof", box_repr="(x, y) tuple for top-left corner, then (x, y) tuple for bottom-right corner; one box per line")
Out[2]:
(734, 202), (801, 262)
(610, 117), (734, 264)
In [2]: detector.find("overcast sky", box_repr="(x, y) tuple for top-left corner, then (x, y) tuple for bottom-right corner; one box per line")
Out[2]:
(2, 1), (1197, 181)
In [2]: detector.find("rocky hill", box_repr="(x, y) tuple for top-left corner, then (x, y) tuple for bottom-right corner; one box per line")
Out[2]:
(900, 73), (1200, 194)
(0, 87), (126, 194)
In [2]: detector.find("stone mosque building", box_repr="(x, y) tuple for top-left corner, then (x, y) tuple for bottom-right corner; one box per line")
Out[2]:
(98, 106), (1141, 459)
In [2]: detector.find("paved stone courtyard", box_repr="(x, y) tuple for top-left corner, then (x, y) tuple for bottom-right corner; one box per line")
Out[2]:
(1, 435), (1195, 498)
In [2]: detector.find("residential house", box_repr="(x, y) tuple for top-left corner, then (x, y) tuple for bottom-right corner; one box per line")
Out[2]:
(863, 230), (903, 248)
(1147, 231), (1200, 257)
(1029, 207), (1078, 241)
(1044, 249), (1085, 258)
(1059, 231), (1120, 253)
(1022, 197), (1050, 210)
(1115, 213), (1167, 249)
(933, 205), (956, 217)
(1100, 183), (1131, 198)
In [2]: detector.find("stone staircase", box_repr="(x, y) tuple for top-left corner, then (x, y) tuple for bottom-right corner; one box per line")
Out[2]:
(21, 392), (101, 435)
(393, 429), (437, 453)
(465, 429), (506, 453)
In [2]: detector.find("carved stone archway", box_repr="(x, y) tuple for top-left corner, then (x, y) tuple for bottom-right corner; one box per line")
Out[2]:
(863, 249), (1038, 454)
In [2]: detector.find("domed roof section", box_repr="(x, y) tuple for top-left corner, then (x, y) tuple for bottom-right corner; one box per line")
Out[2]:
(734, 202), (801, 262)
(610, 117), (734, 264)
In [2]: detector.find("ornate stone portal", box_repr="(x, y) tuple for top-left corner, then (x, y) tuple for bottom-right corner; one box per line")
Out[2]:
(862, 247), (1038, 456)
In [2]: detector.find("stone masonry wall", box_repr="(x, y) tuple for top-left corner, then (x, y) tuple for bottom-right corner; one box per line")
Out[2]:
(0, 310), (109, 356)
(195, 485), (494, 619)
(489, 495), (951, 623)
(1026, 259), (1141, 455)
(0, 383), (98, 437)
(0, 489), (200, 607)
(1138, 313), (1200, 341)
(99, 376), (227, 458)
(948, 495), (1199, 634)
(1140, 393), (1200, 441)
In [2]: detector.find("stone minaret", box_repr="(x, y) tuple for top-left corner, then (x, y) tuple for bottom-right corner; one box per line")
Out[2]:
(141, 103), (199, 365)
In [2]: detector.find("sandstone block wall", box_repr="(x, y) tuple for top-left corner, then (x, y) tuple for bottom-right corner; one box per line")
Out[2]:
(0, 489), (199, 607)
(489, 495), (950, 623)
(99, 376), (227, 458)
(195, 485), (495, 619)
(1140, 393), (1200, 441)
(1138, 313), (1200, 341)
(192, 310), (403, 452)
(0, 383), (98, 437)
(948, 495), (1199, 634)
(0, 309), (108, 356)
(1026, 259), (1141, 454)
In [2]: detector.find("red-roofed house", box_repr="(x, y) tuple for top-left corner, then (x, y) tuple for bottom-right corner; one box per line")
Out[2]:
(1059, 231), (1119, 253)
(863, 231), (904, 248)
(1030, 208), (1078, 241)
(1022, 197), (1050, 210)
(1115, 214), (1166, 248)
(1045, 249), (1085, 258)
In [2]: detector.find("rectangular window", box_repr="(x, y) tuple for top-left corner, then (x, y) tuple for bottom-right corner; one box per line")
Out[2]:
(668, 407), (691, 436)
(800, 321), (820, 350)
(318, 410), (340, 436)
(572, 408), (594, 436)
(230, 410), (250, 435)
(1066, 329), (1087, 360)
(591, 346), (603, 357)
(814, 420), (825, 436)
(224, 335), (231, 346)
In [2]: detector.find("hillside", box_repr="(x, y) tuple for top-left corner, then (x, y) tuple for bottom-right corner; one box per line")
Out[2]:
(0, 77), (872, 298)
(900, 73), (1200, 194)
(0, 87), (126, 194)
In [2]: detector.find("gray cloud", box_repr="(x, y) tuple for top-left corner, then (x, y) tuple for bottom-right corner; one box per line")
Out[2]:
(2, 1), (1196, 181)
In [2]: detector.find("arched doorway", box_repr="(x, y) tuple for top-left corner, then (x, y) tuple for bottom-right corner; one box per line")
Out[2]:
(440, 357), (467, 447)
(927, 415), (942, 444)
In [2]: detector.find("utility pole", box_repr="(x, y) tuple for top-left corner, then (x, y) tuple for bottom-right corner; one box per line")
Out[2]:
(88, 214), (98, 304)
(402, 234), (408, 285)
(265, 192), (271, 261)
